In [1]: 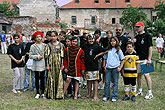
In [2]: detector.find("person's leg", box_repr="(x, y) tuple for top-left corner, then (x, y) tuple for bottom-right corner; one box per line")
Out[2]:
(93, 80), (98, 100)
(74, 80), (79, 100)
(63, 77), (72, 95)
(136, 63), (143, 96)
(1, 42), (4, 54)
(111, 68), (119, 101)
(130, 77), (136, 101)
(103, 69), (111, 100)
(19, 68), (24, 90)
(35, 71), (40, 94)
(144, 73), (153, 99)
(3, 42), (7, 54)
(14, 67), (21, 90)
(123, 77), (131, 101)
(24, 65), (30, 91)
(31, 70), (36, 90)
(12, 68), (19, 93)
(40, 71), (45, 94)
(86, 80), (92, 97)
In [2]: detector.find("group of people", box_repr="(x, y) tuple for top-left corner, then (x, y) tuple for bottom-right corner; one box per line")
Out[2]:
(7, 21), (154, 102)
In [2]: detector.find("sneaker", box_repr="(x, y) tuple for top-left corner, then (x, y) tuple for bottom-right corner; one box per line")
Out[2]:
(112, 99), (117, 102)
(103, 97), (108, 101)
(135, 91), (143, 96)
(35, 94), (40, 99)
(41, 94), (46, 99)
(131, 95), (136, 102)
(67, 94), (73, 97)
(123, 95), (130, 101)
(98, 85), (101, 89)
(145, 93), (153, 100)
(23, 88), (29, 92)
(17, 90), (21, 94)
(82, 84), (87, 89)
(11, 89), (17, 94)
(101, 84), (105, 90)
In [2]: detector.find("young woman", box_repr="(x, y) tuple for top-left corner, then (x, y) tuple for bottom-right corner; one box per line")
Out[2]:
(82, 35), (105, 101)
(44, 31), (65, 99)
(102, 36), (125, 102)
(29, 31), (48, 99)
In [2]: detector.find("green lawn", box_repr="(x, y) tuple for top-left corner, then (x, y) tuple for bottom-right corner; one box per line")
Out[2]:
(0, 48), (164, 110)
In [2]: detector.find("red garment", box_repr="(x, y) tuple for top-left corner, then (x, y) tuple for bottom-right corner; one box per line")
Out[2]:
(64, 46), (85, 77)
(19, 35), (23, 43)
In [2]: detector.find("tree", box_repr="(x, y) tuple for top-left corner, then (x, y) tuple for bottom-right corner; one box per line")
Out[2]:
(59, 22), (68, 29)
(0, 0), (19, 17)
(120, 5), (148, 35)
(155, 0), (165, 21)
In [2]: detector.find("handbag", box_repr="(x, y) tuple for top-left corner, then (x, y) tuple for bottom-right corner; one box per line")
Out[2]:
(141, 62), (154, 75)
(26, 59), (33, 70)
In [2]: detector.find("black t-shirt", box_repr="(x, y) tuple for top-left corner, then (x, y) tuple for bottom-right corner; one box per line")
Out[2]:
(134, 32), (153, 60)
(100, 37), (108, 49)
(79, 36), (88, 48)
(117, 35), (128, 53)
(82, 43), (105, 71)
(7, 43), (25, 69)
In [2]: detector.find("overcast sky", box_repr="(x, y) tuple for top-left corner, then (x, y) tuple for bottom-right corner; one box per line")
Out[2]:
(56, 0), (72, 6)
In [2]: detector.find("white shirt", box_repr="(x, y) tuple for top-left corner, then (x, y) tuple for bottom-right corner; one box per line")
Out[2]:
(156, 37), (164, 48)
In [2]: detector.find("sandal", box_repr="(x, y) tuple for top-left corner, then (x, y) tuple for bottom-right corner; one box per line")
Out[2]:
(74, 97), (77, 101)
(82, 95), (91, 99)
(92, 97), (100, 101)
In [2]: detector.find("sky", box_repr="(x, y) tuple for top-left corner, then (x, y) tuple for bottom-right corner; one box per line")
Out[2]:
(56, 0), (72, 6)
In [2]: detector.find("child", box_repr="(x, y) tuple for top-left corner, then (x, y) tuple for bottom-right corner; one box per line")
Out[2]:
(44, 31), (65, 99)
(29, 31), (48, 99)
(156, 33), (164, 59)
(82, 35), (105, 101)
(7, 34), (25, 93)
(123, 42), (140, 102)
(102, 36), (125, 102)
(63, 36), (85, 101)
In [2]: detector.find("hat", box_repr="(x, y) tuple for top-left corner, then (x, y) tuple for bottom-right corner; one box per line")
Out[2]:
(33, 31), (43, 38)
(83, 30), (89, 34)
(135, 21), (144, 26)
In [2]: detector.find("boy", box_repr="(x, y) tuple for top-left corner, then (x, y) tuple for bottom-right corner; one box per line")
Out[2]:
(63, 36), (85, 101)
(123, 42), (140, 101)
(7, 34), (25, 94)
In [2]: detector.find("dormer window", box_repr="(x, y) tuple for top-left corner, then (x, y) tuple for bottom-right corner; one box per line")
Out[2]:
(95, 0), (99, 3)
(75, 0), (79, 3)
(125, 0), (130, 3)
(105, 0), (110, 3)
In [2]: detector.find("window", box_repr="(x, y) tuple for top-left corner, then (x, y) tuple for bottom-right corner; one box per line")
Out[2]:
(72, 16), (77, 24)
(125, 0), (130, 3)
(120, 18), (123, 24)
(95, 0), (99, 3)
(105, 0), (110, 3)
(152, 16), (157, 22)
(91, 16), (96, 24)
(75, 0), (79, 3)
(112, 18), (116, 24)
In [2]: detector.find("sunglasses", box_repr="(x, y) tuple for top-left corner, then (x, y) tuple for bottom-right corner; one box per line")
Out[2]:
(116, 29), (122, 31)
(136, 26), (141, 28)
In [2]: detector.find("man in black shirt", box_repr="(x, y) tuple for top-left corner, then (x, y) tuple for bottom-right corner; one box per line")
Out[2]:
(7, 34), (25, 94)
(79, 30), (89, 48)
(116, 26), (128, 53)
(134, 21), (153, 100)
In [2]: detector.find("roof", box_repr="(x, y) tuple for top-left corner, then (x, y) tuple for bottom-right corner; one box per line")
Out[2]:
(0, 0), (20, 8)
(59, 0), (165, 9)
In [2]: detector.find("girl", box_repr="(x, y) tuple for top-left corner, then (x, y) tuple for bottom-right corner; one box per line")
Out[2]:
(102, 36), (125, 102)
(29, 31), (48, 99)
(44, 31), (65, 99)
(82, 35), (105, 101)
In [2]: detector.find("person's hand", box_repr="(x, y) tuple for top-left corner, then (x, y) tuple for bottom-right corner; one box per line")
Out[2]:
(116, 67), (121, 72)
(39, 56), (43, 60)
(94, 55), (98, 60)
(47, 65), (50, 70)
(15, 60), (20, 64)
(64, 68), (68, 73)
(147, 60), (151, 67)
(133, 38), (137, 43)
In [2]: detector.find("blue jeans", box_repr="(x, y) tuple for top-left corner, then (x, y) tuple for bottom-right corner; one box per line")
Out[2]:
(103, 67), (119, 100)
(24, 65), (35, 90)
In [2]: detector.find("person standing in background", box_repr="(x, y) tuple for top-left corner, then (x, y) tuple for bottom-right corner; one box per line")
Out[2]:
(0, 31), (7, 54)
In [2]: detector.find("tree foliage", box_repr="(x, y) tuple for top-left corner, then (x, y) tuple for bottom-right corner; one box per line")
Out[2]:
(59, 22), (68, 29)
(120, 5), (148, 35)
(155, 0), (165, 21)
(0, 0), (19, 17)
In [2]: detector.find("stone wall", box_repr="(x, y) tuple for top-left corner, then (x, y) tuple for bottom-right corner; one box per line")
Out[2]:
(17, 0), (58, 23)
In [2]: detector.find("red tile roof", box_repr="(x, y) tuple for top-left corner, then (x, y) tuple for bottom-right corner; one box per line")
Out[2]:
(60, 0), (165, 9)
(0, 0), (20, 8)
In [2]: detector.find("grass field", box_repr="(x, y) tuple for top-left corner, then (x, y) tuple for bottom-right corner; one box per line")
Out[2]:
(0, 48), (164, 110)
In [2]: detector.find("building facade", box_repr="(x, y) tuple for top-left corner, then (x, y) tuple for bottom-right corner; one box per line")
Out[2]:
(59, 0), (161, 30)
